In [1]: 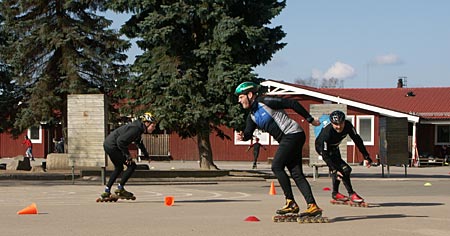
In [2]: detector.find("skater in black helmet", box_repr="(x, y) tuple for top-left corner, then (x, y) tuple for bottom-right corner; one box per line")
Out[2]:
(99, 112), (157, 201)
(235, 81), (323, 217)
(315, 110), (373, 205)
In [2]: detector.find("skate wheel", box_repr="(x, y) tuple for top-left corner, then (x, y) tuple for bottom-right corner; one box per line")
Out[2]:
(272, 216), (279, 222)
(96, 198), (101, 202)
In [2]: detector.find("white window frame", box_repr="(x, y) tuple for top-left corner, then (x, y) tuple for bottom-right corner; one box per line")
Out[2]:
(27, 125), (42, 144)
(356, 115), (374, 146)
(346, 115), (355, 145)
(435, 125), (450, 145)
(234, 129), (270, 145)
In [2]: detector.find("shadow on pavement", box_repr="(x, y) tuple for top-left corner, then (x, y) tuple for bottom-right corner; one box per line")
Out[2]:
(373, 202), (444, 207)
(332, 213), (428, 222)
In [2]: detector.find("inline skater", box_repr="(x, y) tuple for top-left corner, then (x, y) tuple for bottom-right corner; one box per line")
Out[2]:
(235, 81), (323, 217)
(315, 110), (373, 205)
(99, 112), (157, 201)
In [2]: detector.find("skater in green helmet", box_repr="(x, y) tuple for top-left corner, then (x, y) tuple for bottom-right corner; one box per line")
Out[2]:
(235, 81), (323, 217)
(99, 112), (157, 201)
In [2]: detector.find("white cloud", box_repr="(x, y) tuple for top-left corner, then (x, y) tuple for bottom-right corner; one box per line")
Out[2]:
(373, 53), (402, 65)
(323, 61), (356, 80)
(311, 68), (323, 80)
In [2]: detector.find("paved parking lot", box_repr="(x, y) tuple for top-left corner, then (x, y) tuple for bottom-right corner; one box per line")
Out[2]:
(1, 166), (449, 236)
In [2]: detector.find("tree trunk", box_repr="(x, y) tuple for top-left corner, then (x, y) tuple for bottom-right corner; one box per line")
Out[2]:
(197, 126), (219, 170)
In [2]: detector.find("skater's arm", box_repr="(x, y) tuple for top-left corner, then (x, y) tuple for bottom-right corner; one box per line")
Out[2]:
(346, 122), (372, 167)
(116, 126), (141, 157)
(315, 128), (334, 168)
(137, 139), (150, 159)
(240, 115), (257, 141)
(263, 97), (316, 124)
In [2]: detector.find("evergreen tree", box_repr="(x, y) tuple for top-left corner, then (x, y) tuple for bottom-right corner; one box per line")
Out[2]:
(0, 12), (23, 134)
(109, 0), (286, 169)
(0, 0), (130, 137)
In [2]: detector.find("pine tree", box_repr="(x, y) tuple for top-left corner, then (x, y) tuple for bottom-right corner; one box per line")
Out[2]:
(109, 0), (286, 169)
(0, 12), (23, 134)
(0, 0), (130, 136)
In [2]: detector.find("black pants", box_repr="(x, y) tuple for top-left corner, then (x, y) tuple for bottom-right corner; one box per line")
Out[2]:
(327, 148), (355, 195)
(271, 132), (316, 204)
(104, 144), (137, 189)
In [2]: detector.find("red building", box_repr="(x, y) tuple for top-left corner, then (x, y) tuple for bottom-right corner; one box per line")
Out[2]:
(2, 79), (450, 165)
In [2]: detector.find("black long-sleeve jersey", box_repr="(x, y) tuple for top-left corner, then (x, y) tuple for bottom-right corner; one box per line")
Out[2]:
(104, 120), (148, 157)
(315, 120), (369, 164)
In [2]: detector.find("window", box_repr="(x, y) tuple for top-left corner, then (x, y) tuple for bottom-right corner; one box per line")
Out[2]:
(436, 125), (450, 145)
(356, 116), (374, 145)
(234, 130), (270, 145)
(346, 115), (355, 145)
(28, 126), (42, 144)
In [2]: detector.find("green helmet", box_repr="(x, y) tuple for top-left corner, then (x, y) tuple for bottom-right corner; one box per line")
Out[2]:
(235, 82), (259, 95)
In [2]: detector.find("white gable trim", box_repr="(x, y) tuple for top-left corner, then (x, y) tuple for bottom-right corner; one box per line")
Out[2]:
(262, 80), (420, 123)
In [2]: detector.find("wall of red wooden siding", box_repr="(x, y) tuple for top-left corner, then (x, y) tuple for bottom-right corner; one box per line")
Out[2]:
(0, 131), (45, 158)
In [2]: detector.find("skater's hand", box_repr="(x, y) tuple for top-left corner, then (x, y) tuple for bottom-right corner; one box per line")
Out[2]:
(364, 155), (373, 168)
(311, 118), (321, 126)
(336, 171), (343, 180)
(236, 131), (244, 141)
(125, 155), (134, 166)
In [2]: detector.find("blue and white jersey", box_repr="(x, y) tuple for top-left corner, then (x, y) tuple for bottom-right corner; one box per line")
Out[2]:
(242, 96), (314, 142)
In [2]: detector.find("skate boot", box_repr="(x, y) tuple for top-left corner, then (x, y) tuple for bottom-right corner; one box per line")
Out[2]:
(348, 193), (368, 207)
(114, 188), (136, 200)
(96, 191), (118, 202)
(276, 199), (300, 215)
(300, 203), (322, 217)
(273, 199), (300, 222)
(333, 192), (349, 201)
(298, 203), (328, 223)
(350, 193), (364, 203)
(330, 192), (349, 205)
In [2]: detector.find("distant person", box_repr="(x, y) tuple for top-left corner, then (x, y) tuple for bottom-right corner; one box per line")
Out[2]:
(315, 110), (373, 204)
(438, 145), (449, 165)
(246, 137), (266, 169)
(235, 81), (323, 217)
(22, 135), (34, 161)
(99, 112), (157, 201)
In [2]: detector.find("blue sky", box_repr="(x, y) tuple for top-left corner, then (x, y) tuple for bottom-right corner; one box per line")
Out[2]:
(108, 0), (450, 88)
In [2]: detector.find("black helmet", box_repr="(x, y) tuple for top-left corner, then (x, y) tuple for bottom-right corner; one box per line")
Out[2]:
(329, 110), (345, 124)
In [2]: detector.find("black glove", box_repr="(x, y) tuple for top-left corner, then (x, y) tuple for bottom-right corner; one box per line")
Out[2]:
(124, 154), (134, 166)
(364, 155), (373, 165)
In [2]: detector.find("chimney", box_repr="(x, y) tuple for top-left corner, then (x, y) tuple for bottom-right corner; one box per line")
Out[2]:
(397, 78), (403, 88)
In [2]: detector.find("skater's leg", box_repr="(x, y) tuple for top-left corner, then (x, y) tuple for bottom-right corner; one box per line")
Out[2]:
(330, 169), (341, 195)
(286, 133), (316, 204)
(119, 161), (137, 186)
(104, 146), (126, 189)
(271, 141), (294, 200)
(336, 161), (355, 195)
(289, 162), (316, 204)
(253, 151), (258, 168)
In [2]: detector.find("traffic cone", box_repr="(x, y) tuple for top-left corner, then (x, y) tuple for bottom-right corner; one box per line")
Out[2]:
(17, 203), (38, 215)
(164, 196), (174, 206)
(269, 181), (276, 195)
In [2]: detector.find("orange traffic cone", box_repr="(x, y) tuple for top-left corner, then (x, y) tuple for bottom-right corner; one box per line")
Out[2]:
(17, 203), (38, 215)
(269, 181), (276, 195)
(164, 196), (174, 206)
